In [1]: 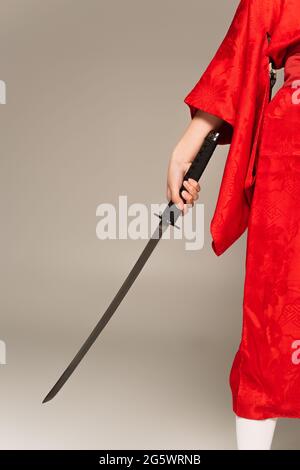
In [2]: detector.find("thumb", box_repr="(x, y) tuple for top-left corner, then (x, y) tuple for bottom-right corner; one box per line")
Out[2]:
(170, 186), (184, 211)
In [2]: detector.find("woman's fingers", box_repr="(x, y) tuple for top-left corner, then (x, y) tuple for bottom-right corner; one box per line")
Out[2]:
(182, 180), (200, 201)
(168, 185), (184, 211)
(188, 178), (201, 192)
(166, 186), (172, 202)
(167, 179), (201, 210)
(181, 190), (194, 204)
(166, 156), (201, 213)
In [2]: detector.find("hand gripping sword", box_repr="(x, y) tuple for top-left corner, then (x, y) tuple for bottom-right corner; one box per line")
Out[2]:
(42, 130), (220, 403)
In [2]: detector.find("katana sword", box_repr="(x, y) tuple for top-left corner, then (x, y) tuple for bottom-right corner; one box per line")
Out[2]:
(42, 130), (220, 403)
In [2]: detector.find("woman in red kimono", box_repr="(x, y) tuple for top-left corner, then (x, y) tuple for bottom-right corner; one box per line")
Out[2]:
(167, 0), (300, 449)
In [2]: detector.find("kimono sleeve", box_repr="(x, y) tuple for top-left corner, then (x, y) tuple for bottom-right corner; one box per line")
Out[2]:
(184, 0), (249, 145)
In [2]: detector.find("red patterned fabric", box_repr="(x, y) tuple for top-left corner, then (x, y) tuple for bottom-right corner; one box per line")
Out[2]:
(184, 0), (300, 419)
(184, 0), (300, 257)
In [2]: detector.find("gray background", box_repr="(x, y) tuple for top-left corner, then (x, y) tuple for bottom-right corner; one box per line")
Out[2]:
(0, 0), (296, 450)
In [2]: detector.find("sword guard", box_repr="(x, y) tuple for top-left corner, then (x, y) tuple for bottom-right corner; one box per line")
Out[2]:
(155, 202), (182, 229)
(155, 212), (180, 229)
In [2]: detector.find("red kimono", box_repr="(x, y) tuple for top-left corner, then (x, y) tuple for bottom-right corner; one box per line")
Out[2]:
(184, 0), (300, 419)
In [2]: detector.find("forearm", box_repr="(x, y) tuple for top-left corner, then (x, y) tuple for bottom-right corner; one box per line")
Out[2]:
(172, 109), (223, 163)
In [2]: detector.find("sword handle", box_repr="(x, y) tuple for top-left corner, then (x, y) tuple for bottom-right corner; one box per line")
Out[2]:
(160, 130), (220, 228)
(179, 129), (220, 203)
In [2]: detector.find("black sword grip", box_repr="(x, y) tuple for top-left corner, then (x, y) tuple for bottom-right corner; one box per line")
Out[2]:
(163, 130), (220, 227)
(178, 130), (220, 203)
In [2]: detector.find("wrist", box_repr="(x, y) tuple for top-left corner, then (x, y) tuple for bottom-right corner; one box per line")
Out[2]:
(171, 146), (190, 166)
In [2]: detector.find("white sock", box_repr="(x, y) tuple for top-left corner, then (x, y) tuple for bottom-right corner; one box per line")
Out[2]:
(235, 415), (277, 450)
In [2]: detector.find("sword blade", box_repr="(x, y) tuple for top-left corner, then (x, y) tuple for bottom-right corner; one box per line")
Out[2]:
(42, 219), (167, 403)
(42, 130), (219, 403)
